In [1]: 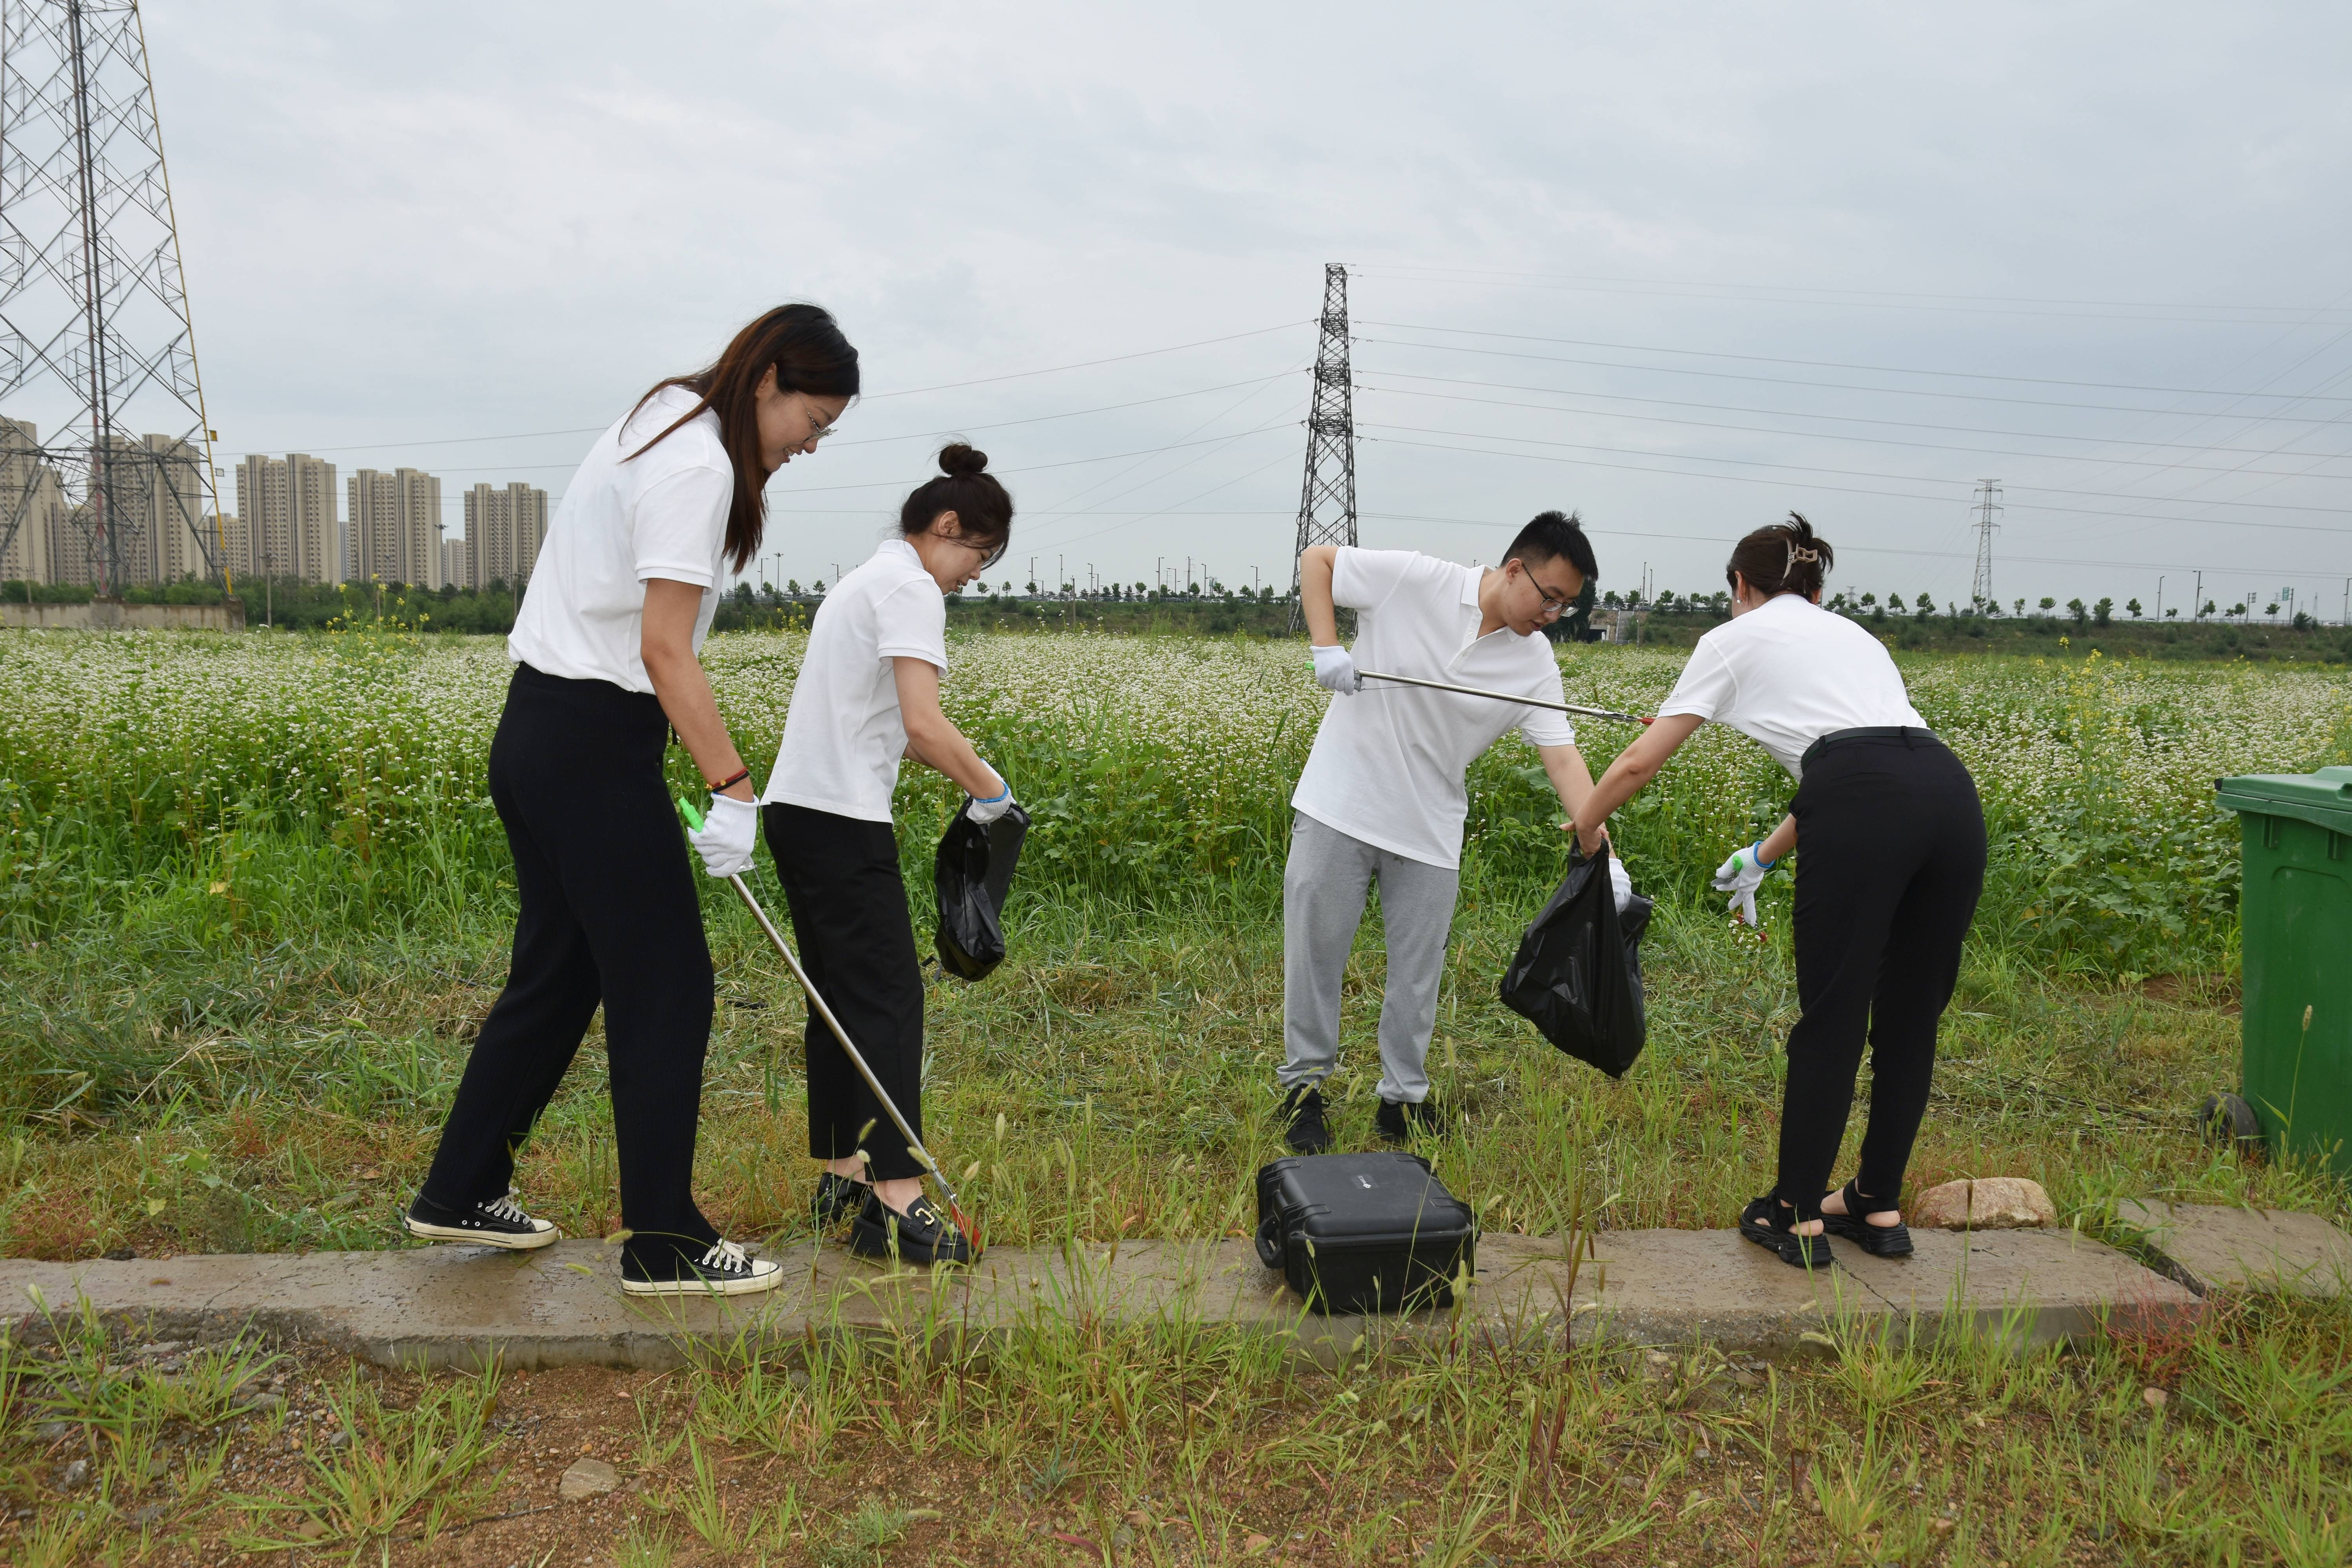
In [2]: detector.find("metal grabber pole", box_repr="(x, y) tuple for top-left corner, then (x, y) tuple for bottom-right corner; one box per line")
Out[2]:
(677, 799), (982, 1256)
(1354, 670), (1654, 726)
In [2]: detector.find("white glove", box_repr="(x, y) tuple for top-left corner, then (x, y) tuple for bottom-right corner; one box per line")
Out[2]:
(1609, 856), (1634, 914)
(1710, 840), (1778, 926)
(689, 793), (759, 879)
(967, 776), (1014, 825)
(1310, 644), (1361, 695)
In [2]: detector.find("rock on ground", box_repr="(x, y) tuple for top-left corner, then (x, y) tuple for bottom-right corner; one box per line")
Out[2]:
(1912, 1178), (2056, 1230)
(559, 1457), (619, 1501)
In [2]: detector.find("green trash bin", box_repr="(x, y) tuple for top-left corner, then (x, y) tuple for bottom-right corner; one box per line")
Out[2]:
(2213, 764), (2352, 1172)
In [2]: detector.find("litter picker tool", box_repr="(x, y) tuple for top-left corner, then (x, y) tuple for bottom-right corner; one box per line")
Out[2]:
(1355, 670), (1653, 726)
(677, 798), (982, 1257)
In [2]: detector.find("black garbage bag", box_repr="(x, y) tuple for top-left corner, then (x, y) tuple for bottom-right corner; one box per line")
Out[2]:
(1497, 841), (1654, 1078)
(933, 799), (1030, 981)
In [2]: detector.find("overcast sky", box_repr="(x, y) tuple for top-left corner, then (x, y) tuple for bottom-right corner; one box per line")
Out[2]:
(117, 2), (2352, 611)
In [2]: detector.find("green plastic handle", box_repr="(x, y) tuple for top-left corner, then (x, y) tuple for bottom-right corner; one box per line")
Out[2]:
(676, 797), (705, 832)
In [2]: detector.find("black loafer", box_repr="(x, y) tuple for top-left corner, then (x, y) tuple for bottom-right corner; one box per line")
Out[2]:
(1820, 1181), (1913, 1257)
(1739, 1196), (1835, 1270)
(813, 1172), (868, 1227)
(1280, 1085), (1332, 1154)
(1376, 1097), (1446, 1143)
(849, 1191), (975, 1265)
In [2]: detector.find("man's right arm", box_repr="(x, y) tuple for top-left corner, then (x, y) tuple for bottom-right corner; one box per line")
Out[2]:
(1299, 545), (1341, 645)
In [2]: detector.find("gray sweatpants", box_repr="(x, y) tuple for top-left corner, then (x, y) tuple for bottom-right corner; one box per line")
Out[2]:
(1278, 812), (1462, 1105)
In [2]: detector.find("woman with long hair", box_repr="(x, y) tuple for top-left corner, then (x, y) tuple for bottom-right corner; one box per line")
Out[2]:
(760, 443), (1014, 1265)
(1567, 514), (1985, 1268)
(405, 305), (860, 1296)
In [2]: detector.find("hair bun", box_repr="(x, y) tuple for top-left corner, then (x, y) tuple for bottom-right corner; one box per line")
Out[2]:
(938, 443), (989, 478)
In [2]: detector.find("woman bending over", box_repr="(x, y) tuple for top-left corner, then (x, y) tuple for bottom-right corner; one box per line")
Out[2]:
(1569, 514), (1985, 1268)
(759, 444), (1015, 1265)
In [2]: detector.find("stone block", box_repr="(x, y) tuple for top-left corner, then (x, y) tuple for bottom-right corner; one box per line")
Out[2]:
(559, 1457), (619, 1501)
(1911, 1177), (2056, 1230)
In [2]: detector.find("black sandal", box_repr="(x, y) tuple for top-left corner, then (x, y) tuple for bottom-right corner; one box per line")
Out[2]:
(1739, 1196), (1835, 1270)
(1819, 1180), (1913, 1258)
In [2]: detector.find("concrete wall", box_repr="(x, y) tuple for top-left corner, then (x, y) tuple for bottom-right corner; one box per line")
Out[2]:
(0, 598), (246, 631)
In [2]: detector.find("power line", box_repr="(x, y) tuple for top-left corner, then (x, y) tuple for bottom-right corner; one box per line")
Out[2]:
(1359, 321), (2352, 403)
(1360, 511), (2327, 579)
(227, 325), (1313, 456)
(1356, 429), (2352, 537)
(1358, 422), (2350, 521)
(1347, 264), (2352, 318)
(1355, 372), (2352, 459)
(1348, 270), (2352, 328)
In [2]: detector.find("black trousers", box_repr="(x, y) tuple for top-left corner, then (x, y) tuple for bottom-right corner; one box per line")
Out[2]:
(420, 664), (719, 1270)
(1776, 731), (1986, 1222)
(763, 802), (927, 1181)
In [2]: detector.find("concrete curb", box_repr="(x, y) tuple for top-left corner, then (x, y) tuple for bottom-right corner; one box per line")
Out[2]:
(2112, 1201), (2352, 1298)
(0, 1223), (2201, 1372)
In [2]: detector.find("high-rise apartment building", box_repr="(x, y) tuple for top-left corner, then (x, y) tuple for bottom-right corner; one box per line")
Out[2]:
(96, 434), (207, 584)
(213, 512), (248, 579)
(0, 417), (62, 584)
(441, 536), (475, 591)
(236, 453), (342, 583)
(464, 481), (549, 590)
(349, 467), (443, 589)
(5, 421), (216, 587)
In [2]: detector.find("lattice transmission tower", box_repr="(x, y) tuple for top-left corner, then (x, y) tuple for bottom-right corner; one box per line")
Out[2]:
(1287, 262), (1356, 629)
(0, 0), (223, 594)
(1968, 478), (2002, 613)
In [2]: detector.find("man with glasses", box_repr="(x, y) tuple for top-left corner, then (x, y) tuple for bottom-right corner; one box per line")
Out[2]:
(1278, 511), (1604, 1151)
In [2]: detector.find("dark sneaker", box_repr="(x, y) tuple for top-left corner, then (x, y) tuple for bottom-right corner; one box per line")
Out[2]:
(1375, 1097), (1446, 1143)
(813, 1172), (868, 1227)
(402, 1189), (558, 1250)
(848, 1191), (975, 1265)
(1280, 1085), (1332, 1154)
(621, 1238), (784, 1298)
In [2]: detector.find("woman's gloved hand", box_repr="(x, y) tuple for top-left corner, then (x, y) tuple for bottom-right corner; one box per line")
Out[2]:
(967, 773), (1016, 825)
(689, 793), (759, 879)
(1310, 644), (1361, 695)
(1710, 840), (1779, 926)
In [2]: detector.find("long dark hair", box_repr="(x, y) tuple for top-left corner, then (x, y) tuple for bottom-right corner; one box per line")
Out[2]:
(899, 444), (1013, 570)
(1726, 511), (1833, 599)
(628, 304), (861, 573)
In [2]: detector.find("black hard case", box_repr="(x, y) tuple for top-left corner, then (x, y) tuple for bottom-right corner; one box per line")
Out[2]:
(1254, 1152), (1477, 1314)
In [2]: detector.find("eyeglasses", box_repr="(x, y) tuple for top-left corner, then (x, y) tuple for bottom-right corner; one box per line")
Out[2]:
(1531, 579), (1577, 615)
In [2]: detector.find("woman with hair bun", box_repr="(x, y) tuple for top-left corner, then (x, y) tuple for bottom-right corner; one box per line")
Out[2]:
(1568, 513), (1985, 1269)
(759, 443), (1014, 1265)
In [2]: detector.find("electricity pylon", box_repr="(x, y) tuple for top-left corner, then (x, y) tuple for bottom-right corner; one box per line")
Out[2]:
(0, 0), (223, 593)
(1287, 263), (1356, 629)
(1968, 479), (2002, 613)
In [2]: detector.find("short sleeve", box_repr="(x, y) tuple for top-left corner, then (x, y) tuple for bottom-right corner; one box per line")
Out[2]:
(631, 465), (733, 587)
(874, 577), (948, 671)
(1511, 655), (1574, 748)
(1330, 547), (1418, 613)
(1657, 638), (1738, 722)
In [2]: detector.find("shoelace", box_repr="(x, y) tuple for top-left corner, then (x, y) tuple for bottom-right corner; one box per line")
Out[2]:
(483, 1194), (532, 1225)
(697, 1239), (750, 1274)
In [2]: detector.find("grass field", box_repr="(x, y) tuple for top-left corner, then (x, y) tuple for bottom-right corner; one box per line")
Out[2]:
(4, 624), (2351, 1564)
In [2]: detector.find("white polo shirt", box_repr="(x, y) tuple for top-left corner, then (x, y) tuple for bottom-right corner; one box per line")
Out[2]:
(1656, 592), (1926, 778)
(763, 539), (948, 823)
(509, 385), (733, 692)
(1291, 548), (1577, 869)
